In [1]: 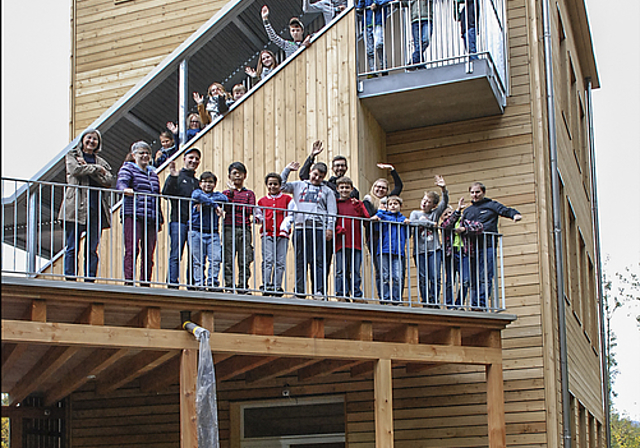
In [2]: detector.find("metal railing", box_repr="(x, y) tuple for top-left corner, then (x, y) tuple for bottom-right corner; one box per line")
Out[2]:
(355, 0), (507, 91)
(2, 178), (506, 312)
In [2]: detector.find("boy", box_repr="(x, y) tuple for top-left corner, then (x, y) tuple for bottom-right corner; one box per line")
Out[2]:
(232, 84), (246, 101)
(261, 5), (312, 59)
(281, 160), (337, 298)
(370, 195), (409, 302)
(189, 172), (228, 289)
(256, 173), (294, 296)
(334, 177), (370, 300)
(223, 162), (256, 293)
(409, 175), (449, 306)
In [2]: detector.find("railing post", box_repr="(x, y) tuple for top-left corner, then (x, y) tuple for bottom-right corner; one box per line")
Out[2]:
(27, 188), (38, 275)
(179, 58), (189, 146)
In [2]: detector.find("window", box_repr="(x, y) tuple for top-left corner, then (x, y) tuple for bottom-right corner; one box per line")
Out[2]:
(567, 199), (580, 319)
(238, 397), (346, 448)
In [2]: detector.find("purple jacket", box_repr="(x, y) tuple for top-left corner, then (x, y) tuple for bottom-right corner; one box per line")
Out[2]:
(116, 162), (164, 224)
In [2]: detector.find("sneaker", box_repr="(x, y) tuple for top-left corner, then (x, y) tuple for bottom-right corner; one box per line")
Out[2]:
(273, 287), (285, 297)
(366, 73), (378, 79)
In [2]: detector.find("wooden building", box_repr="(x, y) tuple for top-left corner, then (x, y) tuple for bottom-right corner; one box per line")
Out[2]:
(2, 0), (604, 447)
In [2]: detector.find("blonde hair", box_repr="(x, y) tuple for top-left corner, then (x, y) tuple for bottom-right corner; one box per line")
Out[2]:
(208, 82), (231, 100)
(368, 178), (390, 210)
(187, 113), (203, 129)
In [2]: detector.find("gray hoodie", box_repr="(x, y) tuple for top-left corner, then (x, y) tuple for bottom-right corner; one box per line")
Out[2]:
(409, 188), (449, 254)
(280, 167), (337, 227)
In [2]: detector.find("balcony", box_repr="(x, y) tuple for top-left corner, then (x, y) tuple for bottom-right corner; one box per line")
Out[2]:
(356, 0), (508, 131)
(3, 177), (508, 312)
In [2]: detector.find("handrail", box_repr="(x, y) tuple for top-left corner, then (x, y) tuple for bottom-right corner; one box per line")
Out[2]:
(2, 177), (506, 312)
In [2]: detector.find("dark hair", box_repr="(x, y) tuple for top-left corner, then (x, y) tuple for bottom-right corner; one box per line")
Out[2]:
(387, 195), (403, 205)
(332, 155), (347, 165)
(311, 162), (328, 175)
(159, 131), (174, 141)
(200, 171), (217, 183)
(264, 172), (282, 185)
(469, 181), (486, 193)
(336, 176), (353, 187)
(228, 161), (247, 175)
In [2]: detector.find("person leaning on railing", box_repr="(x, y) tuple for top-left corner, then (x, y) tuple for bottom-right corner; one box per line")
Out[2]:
(58, 128), (115, 281)
(116, 141), (164, 286)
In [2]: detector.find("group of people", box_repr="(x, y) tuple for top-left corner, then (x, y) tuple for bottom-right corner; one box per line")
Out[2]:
(59, 129), (521, 309)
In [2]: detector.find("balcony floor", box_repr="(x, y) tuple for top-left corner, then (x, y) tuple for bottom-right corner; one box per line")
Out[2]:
(358, 58), (505, 132)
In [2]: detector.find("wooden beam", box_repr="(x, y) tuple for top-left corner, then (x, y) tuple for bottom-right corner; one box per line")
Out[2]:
(139, 354), (181, 393)
(180, 349), (197, 448)
(2, 343), (28, 382)
(192, 311), (214, 332)
(96, 350), (178, 394)
(1, 406), (65, 419)
(10, 414), (23, 448)
(404, 363), (440, 374)
(7, 345), (81, 405)
(216, 355), (277, 382)
(244, 319), (325, 383)
(468, 329), (502, 348)
(24, 299), (47, 322)
(380, 324), (419, 344)
(329, 321), (372, 340)
(2, 320), (503, 365)
(224, 314), (273, 335)
(132, 306), (161, 329)
(76, 303), (105, 326)
(487, 362), (506, 448)
(405, 327), (461, 373)
(374, 359), (394, 448)
(43, 348), (129, 406)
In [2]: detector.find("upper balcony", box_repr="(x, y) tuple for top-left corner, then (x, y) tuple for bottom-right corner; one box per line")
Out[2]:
(355, 0), (508, 131)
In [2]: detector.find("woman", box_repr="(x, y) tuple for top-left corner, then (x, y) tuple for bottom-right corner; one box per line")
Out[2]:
(166, 113), (202, 146)
(245, 50), (279, 85)
(116, 141), (163, 285)
(58, 128), (114, 281)
(362, 163), (404, 298)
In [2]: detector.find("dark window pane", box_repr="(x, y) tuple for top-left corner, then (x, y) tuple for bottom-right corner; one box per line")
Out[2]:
(244, 402), (344, 438)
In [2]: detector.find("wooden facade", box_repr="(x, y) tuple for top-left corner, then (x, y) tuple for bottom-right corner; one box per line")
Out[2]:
(3, 0), (604, 446)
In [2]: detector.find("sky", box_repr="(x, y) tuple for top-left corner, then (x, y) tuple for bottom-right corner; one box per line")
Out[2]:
(1, 0), (639, 420)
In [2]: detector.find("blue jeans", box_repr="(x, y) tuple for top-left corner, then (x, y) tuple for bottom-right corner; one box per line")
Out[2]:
(411, 20), (433, 64)
(379, 253), (403, 302)
(168, 222), (190, 285)
(366, 25), (386, 72)
(444, 250), (470, 307)
(64, 220), (101, 279)
(415, 250), (442, 305)
(189, 231), (221, 287)
(335, 248), (363, 298)
(460, 2), (478, 59)
(294, 227), (327, 296)
(469, 245), (496, 308)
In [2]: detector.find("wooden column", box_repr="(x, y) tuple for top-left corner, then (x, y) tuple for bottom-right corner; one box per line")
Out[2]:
(486, 362), (506, 448)
(180, 349), (197, 448)
(374, 358), (394, 448)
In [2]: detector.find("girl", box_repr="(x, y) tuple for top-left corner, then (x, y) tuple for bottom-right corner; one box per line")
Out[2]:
(245, 50), (279, 85)
(153, 131), (177, 166)
(194, 83), (233, 126)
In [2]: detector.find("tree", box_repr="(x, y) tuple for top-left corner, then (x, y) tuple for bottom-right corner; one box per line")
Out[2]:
(611, 410), (640, 448)
(1, 393), (8, 448)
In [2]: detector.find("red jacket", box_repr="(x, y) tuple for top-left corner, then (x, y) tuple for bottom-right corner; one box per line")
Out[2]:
(257, 193), (293, 237)
(335, 198), (370, 251)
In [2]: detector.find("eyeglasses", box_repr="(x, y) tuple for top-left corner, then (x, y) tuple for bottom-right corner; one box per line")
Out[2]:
(190, 120), (200, 124)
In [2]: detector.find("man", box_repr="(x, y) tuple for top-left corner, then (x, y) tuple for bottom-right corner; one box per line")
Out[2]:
(162, 147), (202, 287)
(456, 181), (522, 309)
(299, 140), (359, 199)
(302, 0), (347, 28)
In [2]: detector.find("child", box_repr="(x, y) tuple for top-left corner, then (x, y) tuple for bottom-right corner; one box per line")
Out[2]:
(223, 162), (256, 293)
(334, 177), (370, 299)
(409, 175), (449, 306)
(189, 172), (228, 289)
(370, 195), (409, 302)
(256, 173), (294, 296)
(193, 83), (232, 126)
(280, 160), (337, 298)
(245, 50), (279, 84)
(261, 6), (312, 59)
(232, 84), (247, 101)
(154, 131), (177, 167)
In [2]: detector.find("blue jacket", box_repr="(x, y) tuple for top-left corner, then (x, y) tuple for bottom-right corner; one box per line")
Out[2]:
(116, 162), (163, 224)
(190, 189), (228, 233)
(357, 0), (392, 27)
(374, 210), (408, 256)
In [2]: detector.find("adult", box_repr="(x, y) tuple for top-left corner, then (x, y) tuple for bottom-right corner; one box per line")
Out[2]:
(299, 140), (359, 199)
(162, 147), (202, 287)
(362, 163), (404, 297)
(302, 0), (347, 28)
(456, 181), (522, 308)
(58, 128), (114, 281)
(167, 114), (202, 144)
(456, 0), (478, 59)
(405, 0), (434, 69)
(116, 141), (163, 285)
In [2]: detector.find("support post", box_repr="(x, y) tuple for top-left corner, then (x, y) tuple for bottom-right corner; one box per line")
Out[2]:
(178, 58), (189, 146)
(486, 362), (506, 448)
(180, 349), (197, 448)
(27, 191), (37, 274)
(374, 358), (394, 448)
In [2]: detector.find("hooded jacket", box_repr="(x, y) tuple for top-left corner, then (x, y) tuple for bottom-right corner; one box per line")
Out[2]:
(116, 162), (163, 224)
(373, 210), (408, 256)
(57, 129), (114, 228)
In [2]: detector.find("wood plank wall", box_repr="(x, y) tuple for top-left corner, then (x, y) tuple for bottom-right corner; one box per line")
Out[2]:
(72, 0), (228, 134)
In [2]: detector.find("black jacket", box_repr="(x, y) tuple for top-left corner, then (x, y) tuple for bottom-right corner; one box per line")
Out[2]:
(462, 197), (519, 234)
(162, 168), (200, 223)
(299, 154), (360, 199)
